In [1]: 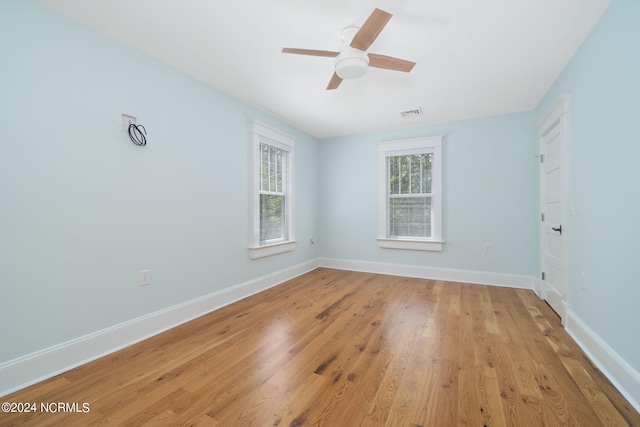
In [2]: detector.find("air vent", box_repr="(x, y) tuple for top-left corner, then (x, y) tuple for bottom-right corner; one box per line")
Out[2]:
(400, 108), (423, 119)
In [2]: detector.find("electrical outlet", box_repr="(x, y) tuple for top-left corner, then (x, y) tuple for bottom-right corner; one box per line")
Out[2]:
(580, 272), (587, 290)
(121, 113), (137, 131)
(483, 243), (492, 254)
(140, 269), (151, 286)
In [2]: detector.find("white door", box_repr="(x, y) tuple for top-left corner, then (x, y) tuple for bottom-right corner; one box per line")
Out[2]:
(538, 97), (568, 321)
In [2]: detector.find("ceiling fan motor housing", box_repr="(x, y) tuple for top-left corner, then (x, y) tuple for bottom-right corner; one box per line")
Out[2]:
(335, 46), (369, 79)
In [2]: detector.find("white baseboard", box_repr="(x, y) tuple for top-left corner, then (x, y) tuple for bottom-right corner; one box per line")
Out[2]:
(565, 310), (640, 413)
(319, 257), (534, 289)
(4, 257), (638, 415)
(0, 258), (320, 398)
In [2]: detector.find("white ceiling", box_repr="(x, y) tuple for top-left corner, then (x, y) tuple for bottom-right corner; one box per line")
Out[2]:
(40, 0), (611, 139)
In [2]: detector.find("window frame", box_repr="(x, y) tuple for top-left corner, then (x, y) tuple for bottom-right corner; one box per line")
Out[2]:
(249, 121), (296, 259)
(378, 135), (444, 251)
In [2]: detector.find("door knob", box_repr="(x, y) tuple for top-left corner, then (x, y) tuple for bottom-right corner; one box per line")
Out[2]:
(552, 225), (562, 235)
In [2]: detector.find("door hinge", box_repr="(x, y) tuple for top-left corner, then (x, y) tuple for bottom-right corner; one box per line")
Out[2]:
(541, 272), (546, 281)
(540, 154), (544, 163)
(541, 213), (545, 222)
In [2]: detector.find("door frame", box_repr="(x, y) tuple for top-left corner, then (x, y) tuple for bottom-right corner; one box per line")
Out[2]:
(536, 95), (569, 325)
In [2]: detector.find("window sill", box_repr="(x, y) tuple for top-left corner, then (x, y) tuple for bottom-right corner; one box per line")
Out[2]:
(377, 238), (444, 252)
(249, 240), (296, 259)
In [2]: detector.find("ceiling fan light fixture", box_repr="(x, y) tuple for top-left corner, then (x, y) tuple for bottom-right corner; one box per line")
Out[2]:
(335, 48), (369, 79)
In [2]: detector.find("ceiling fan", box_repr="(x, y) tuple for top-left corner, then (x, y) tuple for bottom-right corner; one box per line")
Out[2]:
(282, 8), (416, 90)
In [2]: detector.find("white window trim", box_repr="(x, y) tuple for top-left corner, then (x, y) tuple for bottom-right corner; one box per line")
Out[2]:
(249, 121), (296, 259)
(377, 135), (444, 251)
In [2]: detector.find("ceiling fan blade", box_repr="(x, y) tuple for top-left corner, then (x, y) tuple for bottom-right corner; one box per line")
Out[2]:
(326, 72), (343, 90)
(368, 53), (416, 72)
(350, 8), (392, 51)
(282, 48), (339, 58)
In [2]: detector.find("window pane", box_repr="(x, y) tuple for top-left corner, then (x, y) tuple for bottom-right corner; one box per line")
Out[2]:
(261, 144), (269, 191)
(389, 157), (399, 195)
(389, 154), (433, 195)
(421, 153), (432, 194)
(260, 144), (287, 195)
(260, 194), (285, 242)
(389, 197), (431, 238)
(400, 156), (410, 194)
(276, 150), (284, 193)
(410, 155), (422, 194)
(269, 146), (276, 192)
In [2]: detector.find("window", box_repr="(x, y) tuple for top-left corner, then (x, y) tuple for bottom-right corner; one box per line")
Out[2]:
(378, 136), (443, 251)
(249, 121), (295, 259)
(260, 144), (287, 243)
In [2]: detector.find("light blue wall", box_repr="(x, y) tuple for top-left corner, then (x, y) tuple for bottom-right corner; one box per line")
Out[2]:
(0, 1), (319, 363)
(3, 0), (636, 392)
(318, 112), (538, 275)
(535, 0), (640, 372)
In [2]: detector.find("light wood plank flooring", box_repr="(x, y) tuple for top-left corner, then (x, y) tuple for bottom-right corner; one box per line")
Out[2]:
(2, 268), (639, 426)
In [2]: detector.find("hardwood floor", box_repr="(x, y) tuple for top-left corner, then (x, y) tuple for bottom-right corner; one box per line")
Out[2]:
(2, 268), (639, 426)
